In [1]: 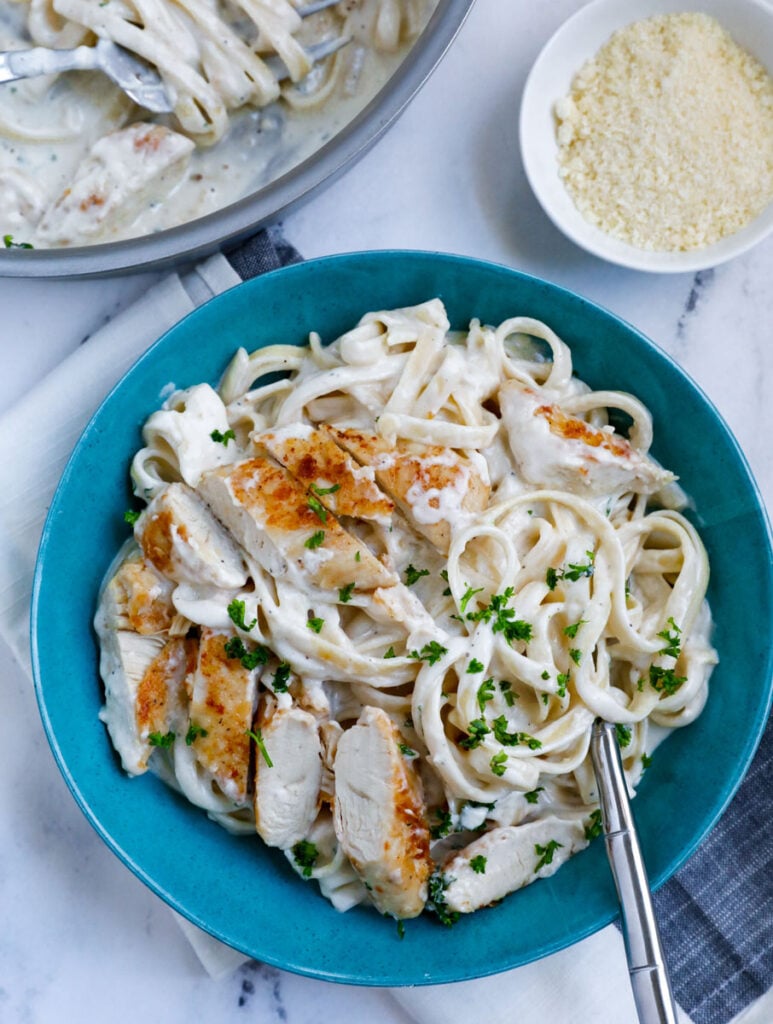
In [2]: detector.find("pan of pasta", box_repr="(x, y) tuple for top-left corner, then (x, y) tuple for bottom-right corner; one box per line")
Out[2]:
(0, 0), (470, 275)
(31, 251), (773, 983)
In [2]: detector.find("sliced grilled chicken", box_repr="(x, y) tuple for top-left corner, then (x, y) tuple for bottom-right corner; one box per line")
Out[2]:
(442, 816), (587, 914)
(98, 634), (196, 775)
(188, 627), (258, 803)
(197, 457), (397, 593)
(324, 426), (489, 553)
(254, 701), (323, 848)
(136, 482), (247, 589)
(99, 551), (176, 635)
(334, 706), (431, 919)
(36, 123), (194, 246)
(257, 424), (394, 525)
(499, 381), (674, 497)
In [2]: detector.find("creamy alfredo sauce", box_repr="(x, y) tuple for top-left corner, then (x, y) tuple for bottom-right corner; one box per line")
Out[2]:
(0, 0), (434, 247)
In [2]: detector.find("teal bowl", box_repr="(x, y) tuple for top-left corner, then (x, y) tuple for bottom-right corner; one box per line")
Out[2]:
(31, 251), (773, 985)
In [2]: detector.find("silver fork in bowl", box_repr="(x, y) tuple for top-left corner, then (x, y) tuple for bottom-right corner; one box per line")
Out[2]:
(590, 719), (679, 1024)
(0, 0), (349, 113)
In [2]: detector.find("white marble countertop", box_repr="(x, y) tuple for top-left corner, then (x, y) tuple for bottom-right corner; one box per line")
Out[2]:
(1, 1), (771, 1022)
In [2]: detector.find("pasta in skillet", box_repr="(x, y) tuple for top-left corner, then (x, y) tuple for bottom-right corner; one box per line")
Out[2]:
(0, 0), (433, 246)
(95, 299), (716, 922)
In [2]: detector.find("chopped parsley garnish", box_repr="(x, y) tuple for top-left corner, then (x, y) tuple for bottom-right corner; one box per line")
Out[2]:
(547, 552), (596, 589)
(459, 718), (490, 750)
(492, 715), (542, 749)
(383, 646), (396, 659)
(500, 680), (517, 706)
(564, 551), (596, 581)
(534, 839), (563, 872)
(338, 582), (356, 603)
(467, 587), (532, 646)
(148, 730), (175, 748)
(467, 658), (485, 674)
(3, 234), (33, 249)
(246, 728), (273, 767)
(426, 871), (459, 927)
(271, 663), (291, 692)
(405, 564), (430, 586)
(641, 753), (653, 770)
(584, 809), (603, 841)
(123, 508), (141, 525)
(210, 428), (235, 445)
(408, 641), (448, 666)
(307, 495), (328, 523)
(615, 724), (632, 748)
(470, 855), (487, 874)
(557, 672), (569, 698)
(563, 619), (586, 639)
(223, 636), (269, 670)
(476, 677), (495, 712)
(398, 742), (417, 758)
(569, 648), (582, 665)
(440, 569), (452, 596)
(397, 920), (406, 940)
(227, 598), (257, 632)
(649, 665), (687, 696)
(490, 751), (508, 777)
(524, 787), (544, 804)
(304, 529), (325, 549)
(307, 616), (325, 634)
(430, 809), (453, 840)
(185, 723), (208, 746)
(354, 550), (361, 562)
(542, 693), (550, 706)
(311, 482), (340, 496)
(291, 839), (318, 877)
(460, 584), (484, 613)
(656, 617), (682, 659)
(541, 670), (550, 680)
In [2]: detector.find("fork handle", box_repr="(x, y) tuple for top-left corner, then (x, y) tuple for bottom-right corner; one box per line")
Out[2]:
(0, 44), (100, 83)
(590, 721), (679, 1024)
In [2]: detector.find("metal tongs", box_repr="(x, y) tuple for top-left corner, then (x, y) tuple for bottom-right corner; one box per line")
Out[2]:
(590, 720), (678, 1024)
(0, 0), (349, 113)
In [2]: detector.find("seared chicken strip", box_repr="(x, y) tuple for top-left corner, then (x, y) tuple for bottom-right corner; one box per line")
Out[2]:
(254, 700), (323, 848)
(136, 482), (247, 589)
(324, 426), (489, 554)
(189, 628), (258, 803)
(334, 706), (431, 919)
(99, 551), (177, 635)
(98, 634), (196, 775)
(36, 124), (194, 247)
(197, 457), (397, 593)
(257, 424), (394, 525)
(442, 816), (587, 914)
(499, 380), (674, 497)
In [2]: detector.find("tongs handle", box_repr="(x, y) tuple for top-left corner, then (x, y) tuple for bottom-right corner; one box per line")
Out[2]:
(590, 721), (678, 1024)
(0, 44), (100, 83)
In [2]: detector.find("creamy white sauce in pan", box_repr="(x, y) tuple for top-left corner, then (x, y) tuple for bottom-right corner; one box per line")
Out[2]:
(0, 0), (434, 248)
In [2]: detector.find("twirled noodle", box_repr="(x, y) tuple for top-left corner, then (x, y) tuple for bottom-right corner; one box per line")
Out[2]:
(96, 298), (717, 923)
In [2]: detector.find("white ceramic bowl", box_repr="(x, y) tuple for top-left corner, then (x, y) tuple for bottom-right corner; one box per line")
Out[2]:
(519, 0), (773, 273)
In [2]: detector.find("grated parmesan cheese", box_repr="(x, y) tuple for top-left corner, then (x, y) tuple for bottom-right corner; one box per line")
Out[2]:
(554, 13), (773, 252)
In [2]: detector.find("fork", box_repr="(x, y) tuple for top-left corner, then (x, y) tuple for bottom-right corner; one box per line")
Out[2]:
(590, 720), (678, 1024)
(0, 0), (349, 114)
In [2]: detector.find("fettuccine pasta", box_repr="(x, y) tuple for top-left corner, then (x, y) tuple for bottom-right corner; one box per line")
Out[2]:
(96, 299), (716, 923)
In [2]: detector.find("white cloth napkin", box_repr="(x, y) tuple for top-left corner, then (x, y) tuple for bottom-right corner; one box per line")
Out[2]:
(0, 250), (692, 1024)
